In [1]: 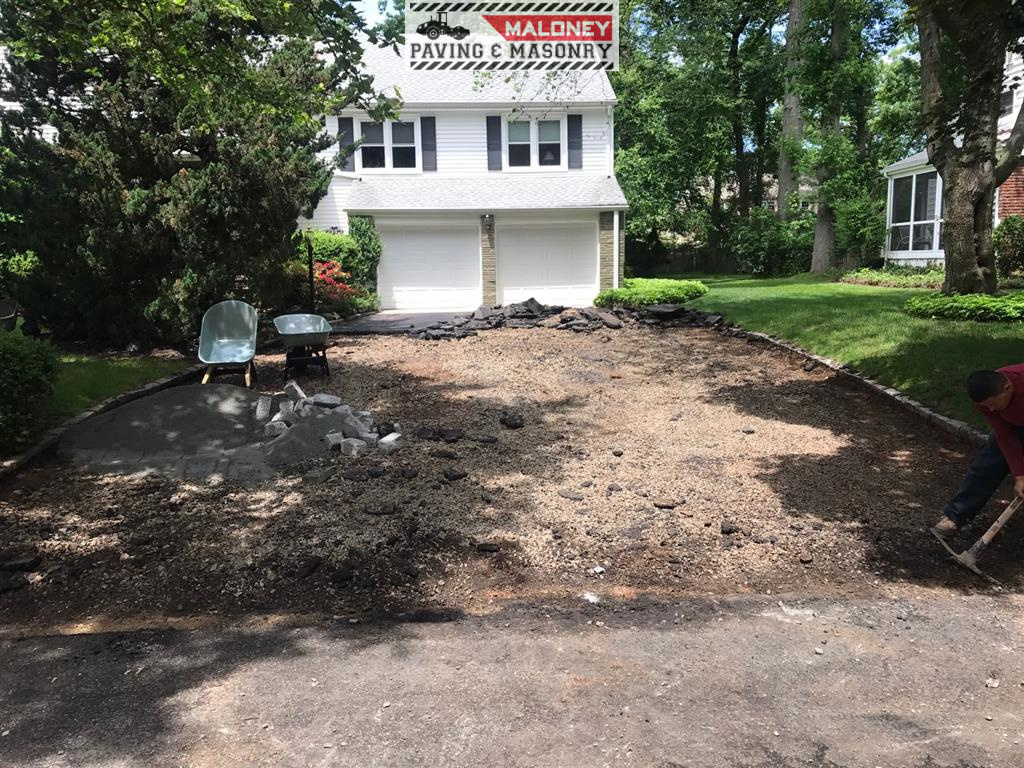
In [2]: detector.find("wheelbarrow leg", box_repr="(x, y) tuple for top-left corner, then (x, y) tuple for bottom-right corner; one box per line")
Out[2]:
(202, 365), (214, 385)
(244, 361), (253, 388)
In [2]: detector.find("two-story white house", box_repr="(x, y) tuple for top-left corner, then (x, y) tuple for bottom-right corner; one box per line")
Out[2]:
(881, 52), (1024, 266)
(301, 44), (628, 311)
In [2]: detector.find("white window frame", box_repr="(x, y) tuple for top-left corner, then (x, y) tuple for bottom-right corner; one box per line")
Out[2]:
(886, 169), (943, 254)
(501, 115), (568, 172)
(352, 115), (422, 174)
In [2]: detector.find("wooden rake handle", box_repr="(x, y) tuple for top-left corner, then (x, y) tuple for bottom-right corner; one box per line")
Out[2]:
(965, 496), (1024, 560)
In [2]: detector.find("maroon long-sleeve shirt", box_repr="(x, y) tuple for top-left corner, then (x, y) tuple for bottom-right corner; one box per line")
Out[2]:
(978, 363), (1024, 476)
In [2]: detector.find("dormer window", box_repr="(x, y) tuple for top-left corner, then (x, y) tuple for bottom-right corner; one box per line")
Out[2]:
(503, 116), (566, 170)
(356, 118), (421, 172)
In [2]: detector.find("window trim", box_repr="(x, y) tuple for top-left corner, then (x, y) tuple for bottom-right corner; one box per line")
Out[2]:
(887, 169), (943, 253)
(351, 115), (423, 175)
(501, 115), (568, 172)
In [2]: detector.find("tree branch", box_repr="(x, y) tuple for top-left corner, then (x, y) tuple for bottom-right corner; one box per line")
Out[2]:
(996, 104), (1024, 186)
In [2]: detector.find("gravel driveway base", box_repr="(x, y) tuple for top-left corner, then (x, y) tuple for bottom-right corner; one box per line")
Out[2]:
(1, 326), (1016, 630)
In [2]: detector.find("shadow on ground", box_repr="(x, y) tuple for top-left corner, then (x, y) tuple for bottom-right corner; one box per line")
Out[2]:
(704, 353), (1023, 590)
(0, 352), (582, 629)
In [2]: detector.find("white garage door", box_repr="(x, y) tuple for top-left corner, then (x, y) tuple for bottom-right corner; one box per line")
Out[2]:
(496, 221), (599, 307)
(376, 221), (482, 311)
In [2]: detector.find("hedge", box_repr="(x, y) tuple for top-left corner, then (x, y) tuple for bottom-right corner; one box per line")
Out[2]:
(840, 267), (945, 289)
(594, 278), (709, 308)
(0, 331), (58, 446)
(905, 291), (1024, 323)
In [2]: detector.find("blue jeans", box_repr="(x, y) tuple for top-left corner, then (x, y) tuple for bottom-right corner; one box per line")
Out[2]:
(944, 428), (1024, 526)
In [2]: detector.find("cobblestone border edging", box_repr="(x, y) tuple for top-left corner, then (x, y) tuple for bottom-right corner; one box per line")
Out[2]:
(715, 324), (986, 447)
(0, 362), (206, 482)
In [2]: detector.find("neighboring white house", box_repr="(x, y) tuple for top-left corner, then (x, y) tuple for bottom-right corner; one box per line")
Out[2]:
(300, 44), (628, 311)
(881, 52), (1024, 266)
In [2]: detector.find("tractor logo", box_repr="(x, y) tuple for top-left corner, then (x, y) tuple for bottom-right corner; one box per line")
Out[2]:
(415, 11), (470, 40)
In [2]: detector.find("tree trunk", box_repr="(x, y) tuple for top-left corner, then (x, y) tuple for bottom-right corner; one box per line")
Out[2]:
(728, 16), (751, 217)
(915, 1), (1024, 294)
(810, 0), (844, 273)
(707, 163), (724, 259)
(777, 0), (804, 221)
(941, 167), (997, 293)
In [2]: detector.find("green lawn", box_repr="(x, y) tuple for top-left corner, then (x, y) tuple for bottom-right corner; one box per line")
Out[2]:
(51, 353), (190, 421)
(679, 273), (1022, 429)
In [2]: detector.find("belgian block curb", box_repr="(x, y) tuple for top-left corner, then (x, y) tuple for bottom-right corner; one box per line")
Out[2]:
(0, 362), (206, 483)
(715, 325), (987, 447)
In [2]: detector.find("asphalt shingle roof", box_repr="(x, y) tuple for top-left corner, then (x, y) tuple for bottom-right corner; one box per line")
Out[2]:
(357, 44), (617, 106)
(346, 173), (627, 211)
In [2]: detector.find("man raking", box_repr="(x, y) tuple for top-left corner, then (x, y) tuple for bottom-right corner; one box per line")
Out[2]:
(932, 366), (1024, 548)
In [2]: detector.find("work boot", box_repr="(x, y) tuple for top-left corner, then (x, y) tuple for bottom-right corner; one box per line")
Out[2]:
(930, 516), (958, 544)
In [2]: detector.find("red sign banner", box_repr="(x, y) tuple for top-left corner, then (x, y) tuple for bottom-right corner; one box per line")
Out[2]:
(482, 14), (614, 41)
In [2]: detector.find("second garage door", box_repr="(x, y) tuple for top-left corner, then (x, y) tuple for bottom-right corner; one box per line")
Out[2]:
(496, 221), (599, 307)
(376, 220), (482, 311)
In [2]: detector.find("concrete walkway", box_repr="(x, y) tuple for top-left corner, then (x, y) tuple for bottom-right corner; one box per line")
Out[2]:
(331, 312), (459, 335)
(2, 593), (1021, 767)
(59, 384), (277, 483)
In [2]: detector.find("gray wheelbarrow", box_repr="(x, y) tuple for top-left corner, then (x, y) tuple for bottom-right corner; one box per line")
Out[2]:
(273, 313), (332, 376)
(198, 300), (259, 387)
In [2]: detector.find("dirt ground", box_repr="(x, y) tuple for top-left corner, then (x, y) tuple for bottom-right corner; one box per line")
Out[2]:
(1, 325), (1018, 632)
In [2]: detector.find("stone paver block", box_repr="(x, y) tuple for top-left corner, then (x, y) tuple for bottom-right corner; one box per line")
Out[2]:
(378, 432), (404, 455)
(284, 381), (307, 403)
(312, 394), (343, 408)
(255, 396), (273, 422)
(264, 421), (289, 438)
(333, 437), (369, 457)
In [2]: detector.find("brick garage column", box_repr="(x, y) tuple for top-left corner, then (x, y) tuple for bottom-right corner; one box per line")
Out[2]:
(481, 214), (496, 306)
(599, 211), (614, 290)
(998, 164), (1024, 220)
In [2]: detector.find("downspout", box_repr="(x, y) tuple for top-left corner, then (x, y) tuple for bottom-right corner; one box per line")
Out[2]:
(607, 104), (615, 175)
(613, 210), (620, 288)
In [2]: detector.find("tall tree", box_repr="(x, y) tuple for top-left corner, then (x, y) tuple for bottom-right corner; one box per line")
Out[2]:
(777, 0), (806, 220)
(912, 0), (1024, 293)
(0, 1), (395, 342)
(799, 0), (895, 273)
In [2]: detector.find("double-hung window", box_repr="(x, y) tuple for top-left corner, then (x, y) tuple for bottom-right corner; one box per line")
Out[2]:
(505, 117), (565, 169)
(889, 170), (941, 252)
(357, 119), (419, 172)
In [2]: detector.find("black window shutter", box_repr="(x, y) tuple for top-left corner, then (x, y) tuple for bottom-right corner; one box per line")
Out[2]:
(568, 114), (583, 169)
(338, 116), (355, 172)
(421, 116), (437, 172)
(486, 116), (502, 171)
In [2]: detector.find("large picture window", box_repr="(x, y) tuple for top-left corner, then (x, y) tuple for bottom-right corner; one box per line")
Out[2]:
(889, 170), (940, 251)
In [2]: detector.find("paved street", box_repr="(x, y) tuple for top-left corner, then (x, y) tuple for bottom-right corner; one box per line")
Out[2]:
(2, 593), (1021, 767)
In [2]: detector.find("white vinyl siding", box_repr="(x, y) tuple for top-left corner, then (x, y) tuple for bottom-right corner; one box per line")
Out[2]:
(327, 107), (613, 176)
(297, 176), (355, 233)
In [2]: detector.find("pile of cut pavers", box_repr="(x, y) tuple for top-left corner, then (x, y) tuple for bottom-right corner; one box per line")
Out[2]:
(259, 381), (402, 459)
